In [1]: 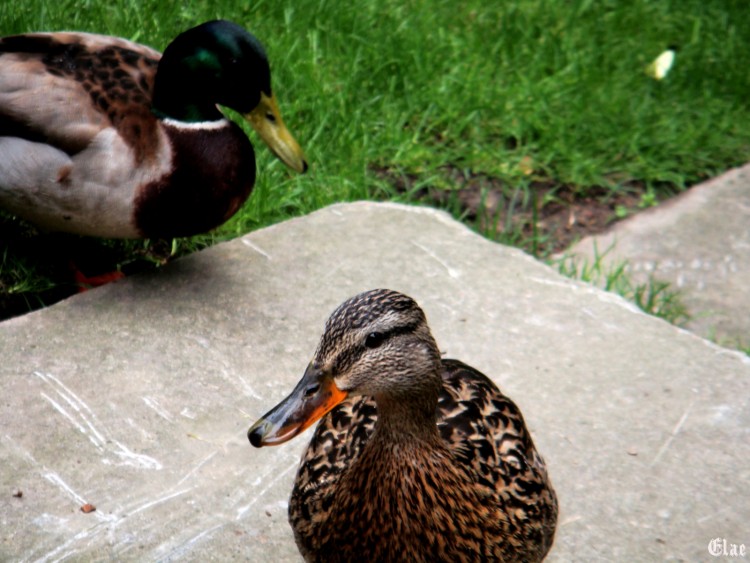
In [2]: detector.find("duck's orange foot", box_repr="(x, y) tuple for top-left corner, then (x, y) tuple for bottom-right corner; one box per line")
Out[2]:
(71, 263), (125, 293)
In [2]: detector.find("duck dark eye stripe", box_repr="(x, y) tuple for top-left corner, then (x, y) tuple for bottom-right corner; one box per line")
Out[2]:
(379, 321), (420, 342)
(329, 321), (421, 373)
(367, 322), (419, 351)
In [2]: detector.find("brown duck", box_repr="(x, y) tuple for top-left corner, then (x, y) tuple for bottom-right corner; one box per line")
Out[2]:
(249, 288), (558, 562)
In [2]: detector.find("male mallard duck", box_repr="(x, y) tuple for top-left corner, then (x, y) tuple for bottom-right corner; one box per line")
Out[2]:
(0, 20), (306, 239)
(249, 289), (558, 562)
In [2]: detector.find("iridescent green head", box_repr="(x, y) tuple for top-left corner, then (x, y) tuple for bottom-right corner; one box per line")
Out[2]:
(153, 20), (307, 173)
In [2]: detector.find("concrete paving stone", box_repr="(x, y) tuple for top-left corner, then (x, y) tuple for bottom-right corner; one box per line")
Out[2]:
(1, 202), (748, 561)
(565, 163), (750, 346)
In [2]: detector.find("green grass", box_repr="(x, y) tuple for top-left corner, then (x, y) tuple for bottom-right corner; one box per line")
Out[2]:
(553, 249), (691, 327)
(2, 0), (750, 318)
(0, 249), (54, 297)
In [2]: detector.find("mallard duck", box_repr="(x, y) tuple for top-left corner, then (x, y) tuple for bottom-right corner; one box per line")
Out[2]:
(0, 20), (306, 239)
(249, 289), (558, 562)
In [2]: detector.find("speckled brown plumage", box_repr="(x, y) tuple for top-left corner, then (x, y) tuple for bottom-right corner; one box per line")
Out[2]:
(0, 33), (161, 160)
(42, 38), (159, 160)
(249, 289), (558, 563)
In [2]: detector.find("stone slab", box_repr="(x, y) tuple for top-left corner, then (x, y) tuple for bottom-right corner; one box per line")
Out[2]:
(565, 164), (750, 346)
(1, 202), (748, 561)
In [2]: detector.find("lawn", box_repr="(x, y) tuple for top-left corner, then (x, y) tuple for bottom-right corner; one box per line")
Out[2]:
(1, 0), (749, 319)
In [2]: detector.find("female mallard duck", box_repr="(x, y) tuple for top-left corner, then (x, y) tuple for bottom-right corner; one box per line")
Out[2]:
(0, 20), (306, 239)
(249, 289), (558, 562)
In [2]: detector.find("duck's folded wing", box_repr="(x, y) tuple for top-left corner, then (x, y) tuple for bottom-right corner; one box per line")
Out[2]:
(0, 32), (160, 155)
(438, 359), (547, 485)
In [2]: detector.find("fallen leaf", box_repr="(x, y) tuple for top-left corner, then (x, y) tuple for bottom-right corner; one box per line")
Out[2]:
(518, 155), (535, 176)
(645, 48), (676, 80)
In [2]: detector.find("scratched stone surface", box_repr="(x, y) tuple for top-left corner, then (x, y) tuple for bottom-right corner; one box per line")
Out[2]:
(565, 163), (750, 346)
(1, 202), (748, 561)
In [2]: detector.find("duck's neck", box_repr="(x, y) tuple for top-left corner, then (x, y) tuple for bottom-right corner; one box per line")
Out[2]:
(151, 83), (225, 123)
(371, 383), (442, 446)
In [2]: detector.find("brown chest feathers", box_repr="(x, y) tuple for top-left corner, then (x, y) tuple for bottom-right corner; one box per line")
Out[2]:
(133, 121), (255, 238)
(291, 426), (549, 563)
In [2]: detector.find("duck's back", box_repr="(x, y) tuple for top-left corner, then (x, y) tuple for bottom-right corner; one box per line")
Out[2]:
(0, 32), (160, 154)
(289, 358), (558, 562)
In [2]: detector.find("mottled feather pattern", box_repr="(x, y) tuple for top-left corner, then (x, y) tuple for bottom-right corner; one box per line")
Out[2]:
(438, 359), (557, 558)
(290, 357), (557, 562)
(0, 33), (160, 159)
(291, 396), (376, 508)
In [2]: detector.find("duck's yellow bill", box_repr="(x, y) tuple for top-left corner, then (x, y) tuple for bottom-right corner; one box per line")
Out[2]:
(244, 92), (308, 173)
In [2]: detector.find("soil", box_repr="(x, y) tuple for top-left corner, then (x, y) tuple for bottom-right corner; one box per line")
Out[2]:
(372, 164), (649, 254)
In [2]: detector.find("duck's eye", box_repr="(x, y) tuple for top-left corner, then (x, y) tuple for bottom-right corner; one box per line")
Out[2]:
(364, 332), (386, 349)
(266, 112), (276, 122)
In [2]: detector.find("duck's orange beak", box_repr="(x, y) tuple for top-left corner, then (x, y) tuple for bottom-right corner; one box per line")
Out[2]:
(248, 363), (347, 447)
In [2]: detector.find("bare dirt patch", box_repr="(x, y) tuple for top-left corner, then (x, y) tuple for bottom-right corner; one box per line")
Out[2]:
(372, 164), (648, 254)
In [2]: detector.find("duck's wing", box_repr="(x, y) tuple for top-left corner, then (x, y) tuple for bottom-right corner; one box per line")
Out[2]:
(438, 359), (544, 480)
(0, 31), (160, 155)
(438, 358), (558, 557)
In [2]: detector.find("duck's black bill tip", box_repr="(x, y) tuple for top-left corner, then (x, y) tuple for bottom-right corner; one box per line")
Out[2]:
(248, 428), (264, 448)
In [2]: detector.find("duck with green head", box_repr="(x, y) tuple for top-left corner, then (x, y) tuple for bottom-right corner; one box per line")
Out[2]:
(0, 20), (306, 239)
